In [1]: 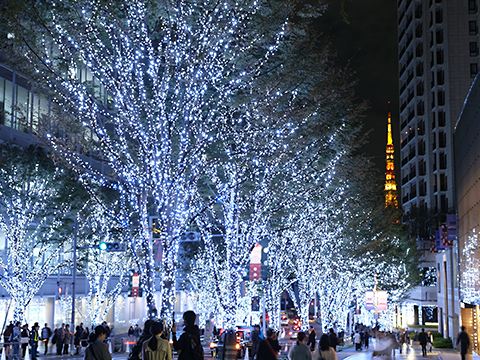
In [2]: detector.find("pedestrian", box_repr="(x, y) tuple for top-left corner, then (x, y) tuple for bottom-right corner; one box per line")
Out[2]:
(364, 330), (370, 350)
(128, 326), (134, 338)
(307, 326), (316, 351)
(74, 325), (83, 355)
(41, 323), (52, 355)
(397, 331), (405, 354)
(289, 332), (312, 360)
(354, 331), (362, 351)
(418, 328), (428, 357)
(133, 325), (142, 340)
(127, 320), (154, 360)
(30, 323), (39, 360)
(256, 329), (281, 360)
(102, 322), (111, 339)
(82, 327), (90, 348)
(12, 322), (21, 360)
(457, 326), (470, 360)
(313, 334), (337, 360)
(328, 329), (338, 352)
(142, 321), (172, 360)
(172, 311), (203, 360)
(251, 325), (262, 360)
(56, 323), (66, 355)
(4, 323), (13, 358)
(64, 324), (71, 354)
(84, 326), (112, 360)
(21, 324), (30, 358)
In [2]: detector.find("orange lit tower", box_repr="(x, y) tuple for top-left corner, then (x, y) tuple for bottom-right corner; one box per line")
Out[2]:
(385, 110), (398, 208)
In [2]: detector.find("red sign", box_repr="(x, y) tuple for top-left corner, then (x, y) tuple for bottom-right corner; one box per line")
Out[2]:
(132, 272), (140, 297)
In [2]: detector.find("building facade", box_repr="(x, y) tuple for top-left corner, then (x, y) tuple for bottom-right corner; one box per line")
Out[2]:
(455, 75), (480, 354)
(397, 0), (480, 333)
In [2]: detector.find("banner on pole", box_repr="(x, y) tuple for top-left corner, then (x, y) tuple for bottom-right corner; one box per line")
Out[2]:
(365, 291), (375, 310)
(377, 291), (388, 311)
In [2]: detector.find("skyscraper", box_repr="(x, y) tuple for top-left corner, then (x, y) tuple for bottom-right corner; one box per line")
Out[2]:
(398, 0), (477, 218)
(397, 0), (479, 331)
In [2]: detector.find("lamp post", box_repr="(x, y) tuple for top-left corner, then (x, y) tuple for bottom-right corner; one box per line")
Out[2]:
(70, 217), (78, 355)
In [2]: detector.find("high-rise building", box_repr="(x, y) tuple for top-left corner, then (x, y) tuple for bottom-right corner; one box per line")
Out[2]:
(397, 0), (479, 333)
(398, 0), (478, 218)
(385, 110), (398, 208)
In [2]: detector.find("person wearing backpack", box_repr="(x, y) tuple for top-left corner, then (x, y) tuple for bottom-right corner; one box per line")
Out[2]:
(172, 311), (203, 360)
(142, 322), (171, 360)
(84, 325), (111, 360)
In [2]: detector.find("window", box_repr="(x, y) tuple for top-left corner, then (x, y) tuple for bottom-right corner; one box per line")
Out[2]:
(436, 29), (444, 43)
(419, 179), (426, 196)
(436, 49), (444, 64)
(470, 42), (479, 56)
(469, 0), (477, 14)
(419, 159), (426, 174)
(439, 131), (447, 147)
(437, 70), (445, 85)
(471, 63), (478, 77)
(439, 152), (447, 169)
(470, 21), (478, 35)
(438, 91), (445, 106)
(440, 174), (447, 191)
(435, 8), (443, 23)
(438, 111), (446, 126)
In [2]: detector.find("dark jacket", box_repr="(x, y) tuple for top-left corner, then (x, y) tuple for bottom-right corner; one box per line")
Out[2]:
(307, 331), (316, 347)
(418, 332), (428, 346)
(328, 333), (338, 348)
(172, 325), (201, 360)
(256, 338), (280, 360)
(84, 339), (112, 360)
(457, 331), (470, 354)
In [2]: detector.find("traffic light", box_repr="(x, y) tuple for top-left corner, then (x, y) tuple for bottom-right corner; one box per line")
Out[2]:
(98, 242), (123, 252)
(55, 285), (63, 300)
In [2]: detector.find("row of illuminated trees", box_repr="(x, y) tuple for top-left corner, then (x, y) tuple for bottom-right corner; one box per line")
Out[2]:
(0, 0), (420, 329)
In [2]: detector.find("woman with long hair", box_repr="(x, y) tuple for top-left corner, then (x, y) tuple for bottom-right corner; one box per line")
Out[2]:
(289, 332), (312, 360)
(84, 326), (112, 360)
(313, 334), (337, 360)
(142, 322), (171, 360)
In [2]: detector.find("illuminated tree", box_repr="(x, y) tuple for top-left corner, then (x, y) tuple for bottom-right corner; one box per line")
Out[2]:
(0, 0), (327, 319)
(0, 144), (85, 321)
(76, 204), (133, 325)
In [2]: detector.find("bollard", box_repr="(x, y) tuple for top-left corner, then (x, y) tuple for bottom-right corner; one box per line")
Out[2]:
(25, 346), (29, 360)
(1, 346), (5, 360)
(244, 347), (249, 360)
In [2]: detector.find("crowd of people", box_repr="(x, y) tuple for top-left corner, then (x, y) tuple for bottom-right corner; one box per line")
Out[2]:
(1, 321), (115, 360)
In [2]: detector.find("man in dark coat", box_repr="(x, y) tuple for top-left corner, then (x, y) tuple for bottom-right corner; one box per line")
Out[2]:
(172, 311), (202, 360)
(256, 329), (280, 360)
(251, 325), (262, 360)
(418, 328), (428, 357)
(307, 326), (316, 351)
(457, 326), (470, 360)
(329, 328), (338, 352)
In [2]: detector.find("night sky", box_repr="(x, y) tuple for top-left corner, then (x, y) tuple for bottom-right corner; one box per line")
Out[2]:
(316, 0), (400, 172)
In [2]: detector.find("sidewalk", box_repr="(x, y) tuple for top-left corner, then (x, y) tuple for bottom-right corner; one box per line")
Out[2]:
(341, 343), (460, 360)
